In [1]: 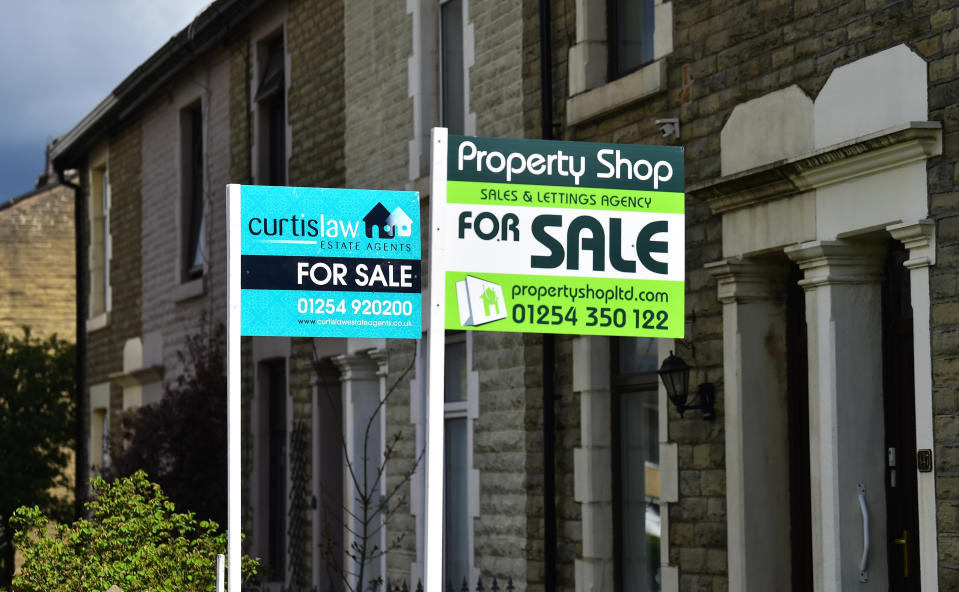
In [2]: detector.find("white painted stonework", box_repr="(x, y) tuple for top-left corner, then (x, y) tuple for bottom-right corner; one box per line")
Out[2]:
(708, 44), (940, 592)
(721, 85), (813, 177)
(814, 45), (928, 149)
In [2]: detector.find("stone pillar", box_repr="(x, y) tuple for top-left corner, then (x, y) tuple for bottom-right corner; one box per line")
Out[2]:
(785, 240), (887, 592)
(333, 350), (385, 590)
(572, 335), (613, 590)
(705, 258), (790, 591)
(887, 219), (938, 590)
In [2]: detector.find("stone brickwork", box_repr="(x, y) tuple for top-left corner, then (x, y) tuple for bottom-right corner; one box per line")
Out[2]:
(343, 0), (412, 190)
(470, 0), (524, 137)
(229, 39), (252, 185)
(383, 340), (419, 586)
(471, 331), (537, 587)
(289, 0), (345, 190)
(0, 184), (75, 341)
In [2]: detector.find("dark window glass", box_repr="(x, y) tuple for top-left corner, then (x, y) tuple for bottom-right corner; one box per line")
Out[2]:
(256, 34), (286, 185)
(609, 0), (655, 79)
(264, 359), (287, 580)
(182, 103), (204, 281)
(613, 338), (661, 591)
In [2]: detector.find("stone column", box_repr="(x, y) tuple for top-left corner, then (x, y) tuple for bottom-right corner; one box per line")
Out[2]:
(572, 335), (613, 590)
(705, 258), (790, 592)
(333, 350), (385, 590)
(785, 240), (887, 592)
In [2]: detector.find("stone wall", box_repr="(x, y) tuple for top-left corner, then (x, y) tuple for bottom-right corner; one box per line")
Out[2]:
(0, 184), (76, 340)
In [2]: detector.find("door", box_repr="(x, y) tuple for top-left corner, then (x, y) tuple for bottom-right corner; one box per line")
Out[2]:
(883, 242), (920, 589)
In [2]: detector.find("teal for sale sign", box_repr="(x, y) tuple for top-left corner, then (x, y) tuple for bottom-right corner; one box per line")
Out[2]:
(234, 185), (421, 338)
(440, 135), (684, 337)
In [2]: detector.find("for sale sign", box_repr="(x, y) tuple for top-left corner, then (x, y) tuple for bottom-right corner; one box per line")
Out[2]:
(439, 135), (684, 337)
(229, 185), (421, 338)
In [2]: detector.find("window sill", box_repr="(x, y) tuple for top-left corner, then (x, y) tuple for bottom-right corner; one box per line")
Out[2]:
(174, 276), (205, 303)
(566, 59), (667, 126)
(86, 312), (109, 333)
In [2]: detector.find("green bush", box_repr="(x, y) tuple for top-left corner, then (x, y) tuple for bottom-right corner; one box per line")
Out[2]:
(0, 328), (74, 586)
(10, 471), (257, 592)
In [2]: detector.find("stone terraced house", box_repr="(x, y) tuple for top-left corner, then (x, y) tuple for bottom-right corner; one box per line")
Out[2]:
(49, 0), (959, 590)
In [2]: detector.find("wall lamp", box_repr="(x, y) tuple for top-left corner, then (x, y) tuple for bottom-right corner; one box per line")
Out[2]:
(658, 351), (716, 420)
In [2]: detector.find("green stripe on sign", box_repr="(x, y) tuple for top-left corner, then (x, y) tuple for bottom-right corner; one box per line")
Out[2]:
(447, 180), (684, 214)
(444, 271), (684, 337)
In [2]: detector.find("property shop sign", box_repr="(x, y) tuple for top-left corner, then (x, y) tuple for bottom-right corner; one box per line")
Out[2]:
(438, 135), (684, 337)
(228, 185), (421, 339)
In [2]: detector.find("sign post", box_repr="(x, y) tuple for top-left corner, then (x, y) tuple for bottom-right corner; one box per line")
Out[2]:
(425, 132), (684, 588)
(226, 184), (421, 591)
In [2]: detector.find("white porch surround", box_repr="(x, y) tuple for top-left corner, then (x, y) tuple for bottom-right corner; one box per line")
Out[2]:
(785, 241), (888, 591)
(704, 259), (791, 591)
(332, 349), (388, 589)
(694, 45), (942, 592)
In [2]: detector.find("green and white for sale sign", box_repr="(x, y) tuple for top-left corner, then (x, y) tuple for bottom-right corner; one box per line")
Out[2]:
(437, 134), (684, 337)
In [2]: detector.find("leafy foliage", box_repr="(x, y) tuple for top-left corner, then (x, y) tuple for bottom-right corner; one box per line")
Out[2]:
(104, 323), (227, 528)
(10, 471), (257, 592)
(0, 329), (75, 586)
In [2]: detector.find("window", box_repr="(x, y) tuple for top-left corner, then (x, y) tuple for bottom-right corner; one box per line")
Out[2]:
(567, 0), (672, 124)
(180, 102), (204, 282)
(612, 337), (661, 592)
(440, 0), (465, 135)
(89, 382), (111, 472)
(255, 33), (287, 185)
(443, 334), (470, 588)
(90, 163), (110, 320)
(261, 358), (288, 582)
(608, 0), (655, 79)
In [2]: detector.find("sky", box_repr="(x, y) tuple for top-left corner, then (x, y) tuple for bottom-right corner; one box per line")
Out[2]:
(0, 0), (214, 204)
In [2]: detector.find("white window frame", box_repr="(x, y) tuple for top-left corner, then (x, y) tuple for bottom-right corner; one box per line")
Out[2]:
(89, 381), (111, 471)
(250, 9), (290, 187)
(87, 144), (111, 332)
(409, 332), (479, 585)
(566, 0), (673, 126)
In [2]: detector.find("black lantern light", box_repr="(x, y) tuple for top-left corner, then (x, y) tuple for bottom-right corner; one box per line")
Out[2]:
(657, 351), (715, 420)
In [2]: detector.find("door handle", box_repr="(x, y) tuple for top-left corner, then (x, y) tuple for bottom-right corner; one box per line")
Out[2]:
(894, 529), (909, 578)
(858, 483), (869, 583)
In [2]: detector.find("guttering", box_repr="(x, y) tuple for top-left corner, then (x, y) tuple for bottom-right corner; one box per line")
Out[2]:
(55, 168), (87, 518)
(539, 0), (558, 589)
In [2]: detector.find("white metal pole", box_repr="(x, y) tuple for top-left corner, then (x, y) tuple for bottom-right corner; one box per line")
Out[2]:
(216, 553), (225, 592)
(226, 185), (242, 591)
(425, 128), (449, 592)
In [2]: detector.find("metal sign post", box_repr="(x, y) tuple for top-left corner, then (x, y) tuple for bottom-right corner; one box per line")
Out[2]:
(425, 126), (449, 592)
(226, 185), (242, 592)
(226, 184), (421, 591)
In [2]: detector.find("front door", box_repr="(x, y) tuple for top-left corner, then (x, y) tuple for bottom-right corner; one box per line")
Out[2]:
(883, 242), (920, 590)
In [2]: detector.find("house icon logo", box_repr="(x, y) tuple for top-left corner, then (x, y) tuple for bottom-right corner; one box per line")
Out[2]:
(363, 202), (413, 239)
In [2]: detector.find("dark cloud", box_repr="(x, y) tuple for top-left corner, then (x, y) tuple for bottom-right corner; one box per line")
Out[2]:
(0, 0), (210, 202)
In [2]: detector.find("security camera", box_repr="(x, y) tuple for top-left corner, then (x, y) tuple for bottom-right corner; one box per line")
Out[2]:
(656, 118), (680, 139)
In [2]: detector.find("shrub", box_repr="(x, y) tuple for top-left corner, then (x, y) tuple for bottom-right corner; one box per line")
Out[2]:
(10, 471), (256, 592)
